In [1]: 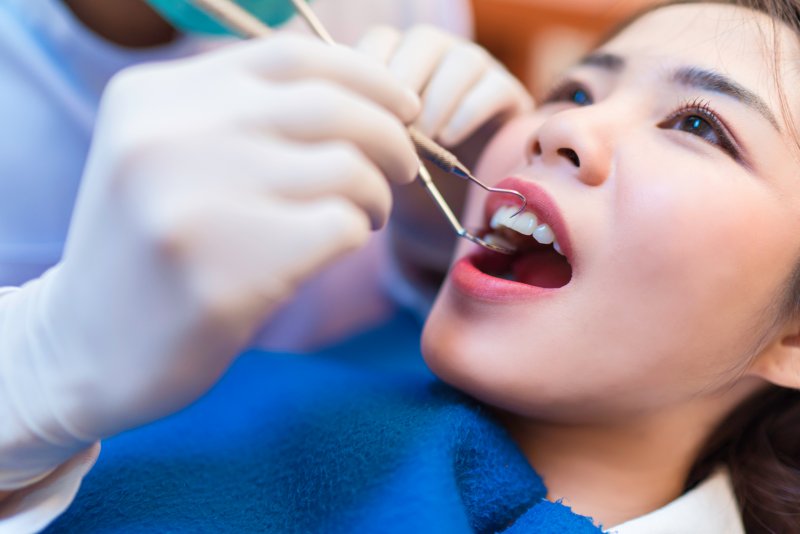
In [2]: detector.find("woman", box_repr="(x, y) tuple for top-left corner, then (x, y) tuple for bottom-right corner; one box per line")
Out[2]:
(424, 0), (800, 530)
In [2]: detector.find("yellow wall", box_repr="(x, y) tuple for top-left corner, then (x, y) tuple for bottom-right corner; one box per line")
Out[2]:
(471, 0), (661, 97)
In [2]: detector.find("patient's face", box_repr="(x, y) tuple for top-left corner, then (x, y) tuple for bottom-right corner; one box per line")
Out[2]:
(423, 3), (800, 421)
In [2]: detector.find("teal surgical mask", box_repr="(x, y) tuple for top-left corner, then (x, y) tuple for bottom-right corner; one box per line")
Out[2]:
(146, 0), (304, 35)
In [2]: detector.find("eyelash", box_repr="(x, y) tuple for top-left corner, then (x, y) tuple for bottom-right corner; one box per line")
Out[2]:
(659, 97), (741, 160)
(541, 83), (743, 162)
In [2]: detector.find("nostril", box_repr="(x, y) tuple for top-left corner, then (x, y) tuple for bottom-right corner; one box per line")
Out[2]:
(557, 148), (580, 168)
(526, 139), (543, 164)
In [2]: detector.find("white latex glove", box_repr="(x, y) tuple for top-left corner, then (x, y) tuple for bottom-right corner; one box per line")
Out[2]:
(356, 25), (532, 310)
(0, 34), (420, 487)
(357, 24), (532, 147)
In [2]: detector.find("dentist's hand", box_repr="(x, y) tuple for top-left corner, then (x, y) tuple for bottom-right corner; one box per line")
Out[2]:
(0, 34), (419, 485)
(357, 25), (532, 147)
(356, 25), (532, 293)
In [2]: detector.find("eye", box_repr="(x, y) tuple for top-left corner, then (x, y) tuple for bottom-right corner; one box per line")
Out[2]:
(543, 81), (593, 107)
(658, 99), (741, 161)
(569, 87), (591, 106)
(662, 113), (721, 146)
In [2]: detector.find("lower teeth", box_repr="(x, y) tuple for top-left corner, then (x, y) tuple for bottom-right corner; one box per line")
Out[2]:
(483, 232), (517, 251)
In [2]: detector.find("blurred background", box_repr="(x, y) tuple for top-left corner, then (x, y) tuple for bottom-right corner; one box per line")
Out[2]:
(471, 0), (658, 98)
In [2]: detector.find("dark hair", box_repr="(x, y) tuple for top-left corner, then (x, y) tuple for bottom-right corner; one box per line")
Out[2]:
(665, 2), (800, 532)
(688, 387), (800, 533)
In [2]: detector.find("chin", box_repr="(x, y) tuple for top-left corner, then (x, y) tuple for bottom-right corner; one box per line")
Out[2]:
(421, 290), (564, 419)
(422, 286), (656, 423)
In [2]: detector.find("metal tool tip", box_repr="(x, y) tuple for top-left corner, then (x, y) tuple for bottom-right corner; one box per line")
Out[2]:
(510, 199), (527, 218)
(462, 231), (516, 255)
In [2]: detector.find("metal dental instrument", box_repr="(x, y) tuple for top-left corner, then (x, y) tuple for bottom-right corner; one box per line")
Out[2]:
(189, 0), (523, 254)
(415, 164), (516, 253)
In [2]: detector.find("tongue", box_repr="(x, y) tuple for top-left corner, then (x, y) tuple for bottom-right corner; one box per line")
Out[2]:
(512, 249), (572, 288)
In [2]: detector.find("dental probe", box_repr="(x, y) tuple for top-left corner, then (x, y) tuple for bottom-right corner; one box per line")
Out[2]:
(188, 0), (519, 255)
(415, 164), (514, 253)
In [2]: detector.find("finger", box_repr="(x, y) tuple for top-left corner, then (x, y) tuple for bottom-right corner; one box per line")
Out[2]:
(253, 197), (373, 283)
(414, 43), (490, 140)
(356, 25), (402, 65)
(386, 25), (454, 93)
(284, 198), (373, 277)
(253, 79), (419, 186)
(439, 68), (534, 146)
(216, 34), (420, 124)
(253, 138), (394, 230)
(145, 133), (394, 230)
(185, 195), (371, 312)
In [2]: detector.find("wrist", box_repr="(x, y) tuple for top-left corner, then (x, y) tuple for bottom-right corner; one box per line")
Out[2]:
(0, 272), (92, 486)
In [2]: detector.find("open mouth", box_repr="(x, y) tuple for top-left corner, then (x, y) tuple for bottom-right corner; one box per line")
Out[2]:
(474, 205), (573, 288)
(468, 177), (575, 290)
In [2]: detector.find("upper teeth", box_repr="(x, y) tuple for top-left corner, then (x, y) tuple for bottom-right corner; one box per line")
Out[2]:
(490, 205), (563, 255)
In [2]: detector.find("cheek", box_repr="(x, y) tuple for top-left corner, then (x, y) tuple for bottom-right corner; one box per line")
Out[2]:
(609, 164), (796, 379)
(475, 115), (544, 184)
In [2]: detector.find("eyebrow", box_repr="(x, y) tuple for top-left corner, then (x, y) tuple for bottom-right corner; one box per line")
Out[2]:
(580, 52), (625, 72)
(578, 52), (780, 131)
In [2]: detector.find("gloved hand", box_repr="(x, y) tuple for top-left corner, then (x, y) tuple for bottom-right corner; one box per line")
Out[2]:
(355, 25), (532, 302)
(0, 34), (419, 487)
(357, 25), (532, 147)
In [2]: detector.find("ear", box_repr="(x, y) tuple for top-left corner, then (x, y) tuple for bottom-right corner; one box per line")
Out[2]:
(748, 321), (800, 389)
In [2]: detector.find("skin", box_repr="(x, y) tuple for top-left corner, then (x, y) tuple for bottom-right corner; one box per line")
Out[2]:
(64, 0), (177, 48)
(423, 3), (800, 527)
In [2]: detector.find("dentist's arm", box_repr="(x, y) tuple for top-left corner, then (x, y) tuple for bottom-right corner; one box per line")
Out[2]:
(0, 33), (418, 527)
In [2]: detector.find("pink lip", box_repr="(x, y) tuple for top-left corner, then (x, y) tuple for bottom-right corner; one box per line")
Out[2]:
(449, 176), (574, 303)
(450, 255), (561, 302)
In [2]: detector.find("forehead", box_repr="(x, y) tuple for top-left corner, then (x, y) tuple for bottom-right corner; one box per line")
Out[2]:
(599, 3), (800, 126)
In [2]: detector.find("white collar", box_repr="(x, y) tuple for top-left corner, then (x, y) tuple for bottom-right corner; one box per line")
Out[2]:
(606, 468), (744, 533)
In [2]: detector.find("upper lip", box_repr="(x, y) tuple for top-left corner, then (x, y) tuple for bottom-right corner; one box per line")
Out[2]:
(483, 176), (575, 264)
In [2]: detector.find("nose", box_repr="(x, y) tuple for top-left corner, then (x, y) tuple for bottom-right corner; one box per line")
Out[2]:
(526, 107), (613, 187)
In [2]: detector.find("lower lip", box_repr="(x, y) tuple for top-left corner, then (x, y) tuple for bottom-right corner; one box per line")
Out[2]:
(450, 252), (560, 302)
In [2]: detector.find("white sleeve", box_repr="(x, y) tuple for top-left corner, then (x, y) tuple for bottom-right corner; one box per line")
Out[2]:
(0, 443), (99, 534)
(0, 285), (99, 533)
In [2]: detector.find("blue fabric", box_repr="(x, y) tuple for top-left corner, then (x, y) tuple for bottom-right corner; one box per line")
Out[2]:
(46, 312), (603, 533)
